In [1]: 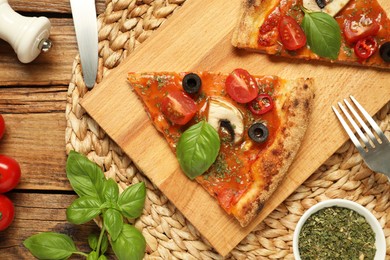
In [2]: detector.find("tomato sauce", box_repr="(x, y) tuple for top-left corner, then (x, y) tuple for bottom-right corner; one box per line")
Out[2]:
(129, 72), (281, 213)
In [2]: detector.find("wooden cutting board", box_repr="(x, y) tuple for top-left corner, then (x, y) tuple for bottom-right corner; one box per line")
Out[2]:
(81, 0), (390, 256)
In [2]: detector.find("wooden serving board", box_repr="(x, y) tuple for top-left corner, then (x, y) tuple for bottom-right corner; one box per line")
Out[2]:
(81, 0), (390, 256)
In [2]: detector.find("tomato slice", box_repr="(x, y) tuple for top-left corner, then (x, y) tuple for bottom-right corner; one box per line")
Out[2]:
(0, 155), (21, 193)
(0, 194), (14, 231)
(278, 16), (306, 51)
(225, 69), (258, 103)
(161, 91), (197, 125)
(249, 93), (274, 115)
(354, 36), (378, 60)
(343, 20), (380, 45)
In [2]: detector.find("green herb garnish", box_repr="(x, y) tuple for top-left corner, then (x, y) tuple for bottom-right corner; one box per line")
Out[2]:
(176, 120), (220, 179)
(298, 206), (376, 260)
(301, 10), (341, 60)
(24, 151), (147, 260)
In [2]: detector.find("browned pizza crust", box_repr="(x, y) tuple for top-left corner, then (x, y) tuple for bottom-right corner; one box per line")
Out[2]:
(232, 0), (280, 53)
(231, 78), (315, 227)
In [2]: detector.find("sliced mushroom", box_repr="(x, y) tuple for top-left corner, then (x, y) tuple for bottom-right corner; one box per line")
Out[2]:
(303, 0), (351, 17)
(207, 97), (244, 144)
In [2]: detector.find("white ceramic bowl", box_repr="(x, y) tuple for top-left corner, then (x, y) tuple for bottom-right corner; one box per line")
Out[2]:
(293, 199), (386, 260)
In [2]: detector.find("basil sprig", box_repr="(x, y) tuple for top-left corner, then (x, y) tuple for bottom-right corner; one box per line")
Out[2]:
(176, 120), (220, 179)
(23, 151), (146, 260)
(302, 10), (341, 60)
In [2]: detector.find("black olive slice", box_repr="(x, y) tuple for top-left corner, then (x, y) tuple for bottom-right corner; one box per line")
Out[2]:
(220, 120), (235, 142)
(248, 122), (269, 143)
(182, 73), (202, 94)
(379, 42), (390, 62)
(315, 0), (326, 9)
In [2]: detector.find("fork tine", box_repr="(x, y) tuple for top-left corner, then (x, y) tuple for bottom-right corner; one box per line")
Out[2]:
(332, 105), (366, 154)
(337, 101), (372, 150)
(344, 98), (379, 148)
(350, 96), (389, 144)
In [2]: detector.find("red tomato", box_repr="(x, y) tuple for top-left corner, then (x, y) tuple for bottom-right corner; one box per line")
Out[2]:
(0, 194), (14, 231)
(248, 93), (274, 115)
(354, 36), (378, 60)
(0, 115), (4, 140)
(258, 8), (281, 47)
(278, 16), (306, 51)
(344, 20), (380, 45)
(0, 155), (21, 193)
(161, 91), (197, 125)
(225, 69), (258, 103)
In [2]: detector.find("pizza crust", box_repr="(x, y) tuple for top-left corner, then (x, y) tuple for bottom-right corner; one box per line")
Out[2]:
(232, 0), (279, 51)
(231, 78), (315, 227)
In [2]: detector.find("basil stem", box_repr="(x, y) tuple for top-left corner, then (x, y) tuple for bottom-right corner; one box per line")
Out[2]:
(96, 225), (106, 255)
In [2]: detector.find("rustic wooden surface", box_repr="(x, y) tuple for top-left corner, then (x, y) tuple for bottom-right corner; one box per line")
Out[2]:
(0, 1), (108, 258)
(81, 0), (390, 256)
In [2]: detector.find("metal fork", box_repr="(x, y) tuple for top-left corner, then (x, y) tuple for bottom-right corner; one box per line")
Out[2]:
(332, 96), (390, 176)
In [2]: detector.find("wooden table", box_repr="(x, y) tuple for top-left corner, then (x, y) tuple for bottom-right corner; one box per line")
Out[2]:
(0, 1), (108, 258)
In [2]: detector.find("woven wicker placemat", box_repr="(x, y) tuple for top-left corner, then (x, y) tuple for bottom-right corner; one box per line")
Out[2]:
(65, 0), (390, 258)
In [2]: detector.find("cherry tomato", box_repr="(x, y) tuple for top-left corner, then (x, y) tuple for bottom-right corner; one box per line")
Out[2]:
(0, 155), (21, 193)
(354, 36), (378, 60)
(225, 69), (258, 103)
(0, 194), (14, 231)
(161, 91), (197, 125)
(278, 16), (306, 51)
(249, 94), (274, 115)
(258, 8), (281, 47)
(0, 115), (4, 140)
(343, 20), (380, 45)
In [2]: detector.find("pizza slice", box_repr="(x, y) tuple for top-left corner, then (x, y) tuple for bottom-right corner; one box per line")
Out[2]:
(128, 69), (314, 227)
(232, 0), (390, 69)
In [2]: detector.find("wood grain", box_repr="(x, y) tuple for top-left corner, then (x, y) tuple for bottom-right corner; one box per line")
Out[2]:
(0, 86), (70, 191)
(0, 192), (109, 259)
(81, 0), (390, 255)
(8, 0), (106, 14)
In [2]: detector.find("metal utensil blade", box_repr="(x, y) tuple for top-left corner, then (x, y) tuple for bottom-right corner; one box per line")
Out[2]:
(70, 0), (98, 88)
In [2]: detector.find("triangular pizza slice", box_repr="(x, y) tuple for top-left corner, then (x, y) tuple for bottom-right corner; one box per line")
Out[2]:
(128, 69), (314, 227)
(232, 0), (390, 69)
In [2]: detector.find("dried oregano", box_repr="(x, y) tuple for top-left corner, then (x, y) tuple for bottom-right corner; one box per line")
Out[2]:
(298, 206), (376, 260)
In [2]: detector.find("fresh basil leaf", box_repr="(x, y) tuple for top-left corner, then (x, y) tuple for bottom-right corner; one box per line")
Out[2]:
(302, 11), (341, 60)
(98, 255), (107, 260)
(103, 208), (123, 241)
(23, 232), (77, 260)
(102, 178), (119, 202)
(118, 182), (146, 219)
(66, 151), (105, 202)
(66, 196), (101, 224)
(88, 234), (98, 250)
(87, 251), (98, 260)
(111, 224), (146, 260)
(176, 121), (220, 179)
